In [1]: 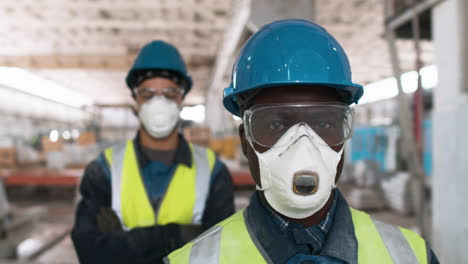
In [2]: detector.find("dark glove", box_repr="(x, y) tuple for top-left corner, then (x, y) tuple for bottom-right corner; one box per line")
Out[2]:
(96, 207), (123, 232)
(179, 225), (204, 242)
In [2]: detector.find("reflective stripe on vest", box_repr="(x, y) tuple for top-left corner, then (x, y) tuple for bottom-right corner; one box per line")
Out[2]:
(350, 208), (427, 264)
(165, 210), (267, 264)
(105, 140), (215, 229)
(166, 208), (427, 264)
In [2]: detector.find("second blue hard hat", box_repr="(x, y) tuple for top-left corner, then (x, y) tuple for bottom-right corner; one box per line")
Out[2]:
(126, 40), (193, 94)
(223, 19), (364, 116)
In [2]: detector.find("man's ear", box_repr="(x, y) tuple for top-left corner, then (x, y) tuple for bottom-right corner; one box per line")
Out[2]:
(131, 104), (139, 116)
(239, 124), (248, 156)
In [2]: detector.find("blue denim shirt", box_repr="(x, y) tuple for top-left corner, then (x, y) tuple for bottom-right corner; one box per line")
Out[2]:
(267, 193), (338, 256)
(245, 189), (439, 264)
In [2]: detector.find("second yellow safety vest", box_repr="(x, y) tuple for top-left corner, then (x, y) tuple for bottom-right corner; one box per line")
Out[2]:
(104, 140), (216, 229)
(165, 208), (428, 264)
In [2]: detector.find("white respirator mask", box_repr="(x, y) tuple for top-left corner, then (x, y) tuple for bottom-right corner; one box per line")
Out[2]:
(138, 96), (181, 139)
(250, 123), (343, 219)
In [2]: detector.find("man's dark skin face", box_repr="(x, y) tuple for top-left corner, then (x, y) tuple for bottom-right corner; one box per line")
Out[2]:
(239, 85), (345, 227)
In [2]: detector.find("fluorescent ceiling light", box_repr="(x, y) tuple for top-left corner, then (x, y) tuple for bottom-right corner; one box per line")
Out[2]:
(420, 65), (438, 89)
(63, 130), (71, 140)
(49, 130), (59, 142)
(359, 65), (438, 104)
(71, 129), (80, 139)
(0, 67), (93, 107)
(180, 105), (205, 123)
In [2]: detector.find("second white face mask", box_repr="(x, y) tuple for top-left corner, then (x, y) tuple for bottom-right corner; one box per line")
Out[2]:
(251, 123), (343, 219)
(138, 96), (181, 139)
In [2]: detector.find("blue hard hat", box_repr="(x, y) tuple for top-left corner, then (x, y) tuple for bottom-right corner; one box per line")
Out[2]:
(126, 40), (193, 94)
(223, 19), (364, 116)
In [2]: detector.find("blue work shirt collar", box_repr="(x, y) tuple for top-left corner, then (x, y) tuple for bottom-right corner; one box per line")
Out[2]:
(245, 189), (358, 263)
(133, 132), (192, 168)
(266, 192), (337, 254)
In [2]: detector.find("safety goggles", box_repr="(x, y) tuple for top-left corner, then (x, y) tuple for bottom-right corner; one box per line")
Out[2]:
(134, 86), (184, 101)
(243, 103), (355, 148)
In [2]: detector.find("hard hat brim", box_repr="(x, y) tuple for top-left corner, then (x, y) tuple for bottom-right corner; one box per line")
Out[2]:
(126, 68), (193, 95)
(223, 82), (363, 117)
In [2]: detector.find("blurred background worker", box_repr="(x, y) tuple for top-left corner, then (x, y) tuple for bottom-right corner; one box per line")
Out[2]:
(166, 20), (438, 264)
(71, 40), (235, 264)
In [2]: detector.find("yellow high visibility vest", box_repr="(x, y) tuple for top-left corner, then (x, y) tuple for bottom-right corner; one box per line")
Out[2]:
(165, 208), (428, 264)
(104, 140), (216, 229)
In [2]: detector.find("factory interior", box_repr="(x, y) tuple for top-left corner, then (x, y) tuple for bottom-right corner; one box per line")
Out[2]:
(0, 0), (467, 263)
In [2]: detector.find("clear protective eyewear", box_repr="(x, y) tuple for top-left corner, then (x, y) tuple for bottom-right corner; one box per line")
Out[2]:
(243, 103), (355, 148)
(134, 86), (184, 101)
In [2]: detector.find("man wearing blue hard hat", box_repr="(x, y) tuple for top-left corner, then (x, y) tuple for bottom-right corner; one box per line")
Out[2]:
(71, 40), (234, 264)
(165, 20), (438, 264)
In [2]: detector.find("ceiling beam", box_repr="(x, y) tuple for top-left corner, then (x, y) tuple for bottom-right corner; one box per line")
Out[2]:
(0, 54), (132, 70)
(0, 54), (215, 70)
(0, 20), (226, 31)
(7, 0), (231, 10)
(384, 0), (443, 30)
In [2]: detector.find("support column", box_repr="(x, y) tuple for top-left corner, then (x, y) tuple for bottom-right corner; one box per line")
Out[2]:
(432, 0), (468, 262)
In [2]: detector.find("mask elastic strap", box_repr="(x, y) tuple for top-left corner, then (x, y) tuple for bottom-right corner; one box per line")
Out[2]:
(331, 145), (344, 189)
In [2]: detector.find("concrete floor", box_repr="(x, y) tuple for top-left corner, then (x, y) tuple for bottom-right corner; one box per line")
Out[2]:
(36, 235), (76, 264)
(8, 202), (77, 264)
